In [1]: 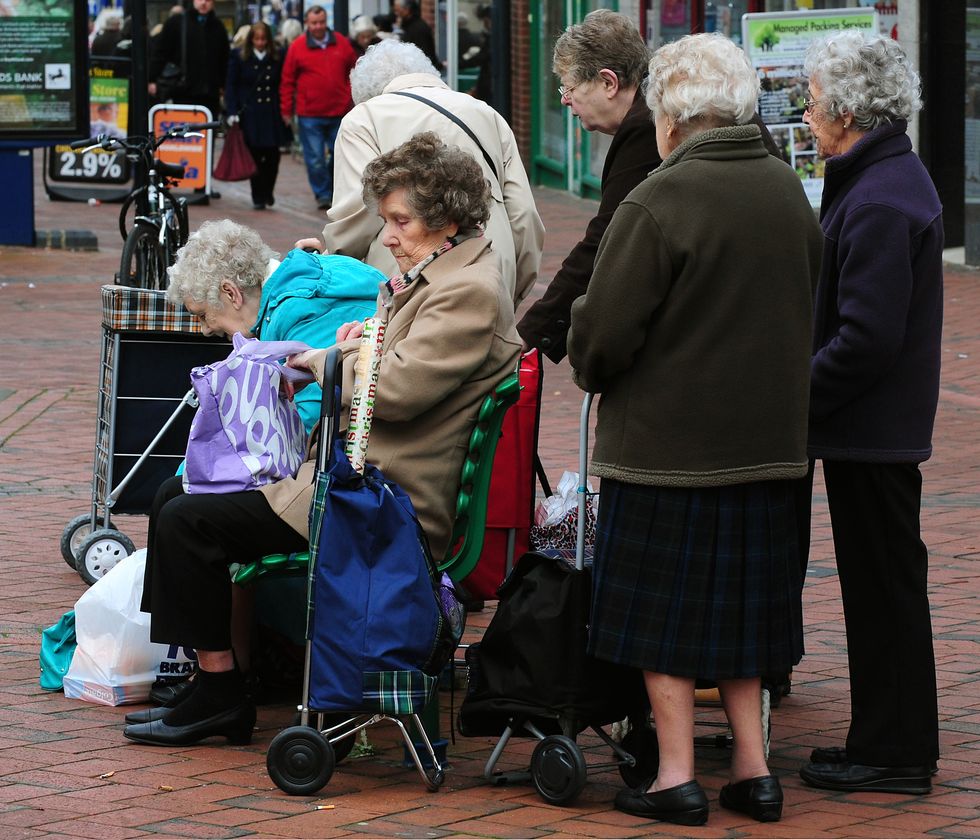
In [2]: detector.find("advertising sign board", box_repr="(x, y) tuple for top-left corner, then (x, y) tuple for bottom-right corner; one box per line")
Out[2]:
(742, 8), (877, 207)
(149, 103), (214, 193)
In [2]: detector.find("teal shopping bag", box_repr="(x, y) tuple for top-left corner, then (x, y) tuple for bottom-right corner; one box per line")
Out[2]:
(39, 610), (76, 691)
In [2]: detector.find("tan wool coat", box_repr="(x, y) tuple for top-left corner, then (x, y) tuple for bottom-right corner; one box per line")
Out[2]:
(260, 237), (521, 561)
(320, 73), (544, 306)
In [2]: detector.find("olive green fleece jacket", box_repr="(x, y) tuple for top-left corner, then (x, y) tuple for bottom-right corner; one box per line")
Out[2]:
(568, 125), (823, 488)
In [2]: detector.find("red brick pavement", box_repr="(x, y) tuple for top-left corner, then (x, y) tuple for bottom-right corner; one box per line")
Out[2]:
(0, 149), (977, 838)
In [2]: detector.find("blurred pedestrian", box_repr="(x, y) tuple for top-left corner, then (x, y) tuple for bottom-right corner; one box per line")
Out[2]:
(797, 30), (942, 797)
(226, 21), (292, 210)
(350, 14), (379, 56)
(280, 4), (357, 210)
(393, 0), (440, 71)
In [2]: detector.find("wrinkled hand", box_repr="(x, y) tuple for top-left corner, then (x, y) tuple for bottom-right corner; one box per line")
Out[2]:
(336, 321), (364, 343)
(286, 349), (320, 375)
(295, 236), (324, 252)
(279, 375), (296, 401)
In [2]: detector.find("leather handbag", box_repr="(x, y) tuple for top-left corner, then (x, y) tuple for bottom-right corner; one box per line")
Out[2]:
(213, 123), (257, 181)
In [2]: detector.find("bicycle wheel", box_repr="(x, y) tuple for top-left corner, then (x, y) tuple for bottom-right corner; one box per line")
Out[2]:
(119, 221), (167, 289)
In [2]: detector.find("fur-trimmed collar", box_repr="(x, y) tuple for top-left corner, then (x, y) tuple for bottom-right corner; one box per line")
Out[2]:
(656, 123), (764, 172)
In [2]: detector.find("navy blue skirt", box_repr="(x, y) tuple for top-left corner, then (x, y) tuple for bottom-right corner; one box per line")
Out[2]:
(588, 478), (804, 680)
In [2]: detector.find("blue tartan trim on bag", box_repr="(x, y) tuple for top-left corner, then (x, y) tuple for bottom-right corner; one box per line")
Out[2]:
(305, 471), (332, 638)
(363, 670), (438, 715)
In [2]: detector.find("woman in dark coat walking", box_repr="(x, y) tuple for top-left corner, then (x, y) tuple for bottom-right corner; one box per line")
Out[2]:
(225, 22), (292, 209)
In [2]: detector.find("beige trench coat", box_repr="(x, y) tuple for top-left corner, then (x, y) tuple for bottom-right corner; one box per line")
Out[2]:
(319, 73), (544, 306)
(260, 237), (521, 562)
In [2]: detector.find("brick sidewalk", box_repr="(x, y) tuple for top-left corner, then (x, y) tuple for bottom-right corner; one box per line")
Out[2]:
(0, 149), (977, 838)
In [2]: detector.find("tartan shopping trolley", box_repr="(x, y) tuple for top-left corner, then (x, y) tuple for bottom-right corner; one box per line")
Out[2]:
(60, 284), (229, 584)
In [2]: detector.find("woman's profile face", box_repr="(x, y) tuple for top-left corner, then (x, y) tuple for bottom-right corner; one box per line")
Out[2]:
(378, 188), (459, 274)
(251, 26), (269, 51)
(183, 283), (257, 339)
(802, 78), (848, 159)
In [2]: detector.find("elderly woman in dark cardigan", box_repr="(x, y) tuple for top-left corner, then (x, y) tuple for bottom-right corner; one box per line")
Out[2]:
(568, 33), (822, 826)
(797, 31), (942, 797)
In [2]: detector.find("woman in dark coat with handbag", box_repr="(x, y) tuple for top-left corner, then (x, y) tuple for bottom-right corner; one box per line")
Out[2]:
(225, 22), (292, 209)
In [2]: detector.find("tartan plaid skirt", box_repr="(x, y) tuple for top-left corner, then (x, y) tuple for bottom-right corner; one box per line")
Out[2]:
(588, 478), (804, 680)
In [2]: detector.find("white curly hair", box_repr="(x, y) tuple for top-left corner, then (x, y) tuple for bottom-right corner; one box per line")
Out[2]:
(349, 38), (439, 105)
(804, 30), (921, 131)
(646, 33), (759, 129)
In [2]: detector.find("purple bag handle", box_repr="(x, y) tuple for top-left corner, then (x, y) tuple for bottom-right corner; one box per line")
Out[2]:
(230, 332), (316, 385)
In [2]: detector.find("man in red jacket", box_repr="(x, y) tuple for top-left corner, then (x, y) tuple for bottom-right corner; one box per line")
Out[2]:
(280, 5), (356, 210)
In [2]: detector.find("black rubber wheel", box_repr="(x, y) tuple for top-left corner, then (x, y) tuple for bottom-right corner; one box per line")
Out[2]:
(119, 221), (167, 290)
(75, 528), (135, 585)
(267, 725), (335, 795)
(530, 735), (588, 805)
(619, 725), (660, 788)
(61, 514), (111, 568)
(425, 767), (445, 792)
(290, 711), (356, 764)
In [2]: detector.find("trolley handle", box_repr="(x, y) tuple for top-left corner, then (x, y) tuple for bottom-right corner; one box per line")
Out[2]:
(576, 393), (596, 571)
(315, 347), (344, 473)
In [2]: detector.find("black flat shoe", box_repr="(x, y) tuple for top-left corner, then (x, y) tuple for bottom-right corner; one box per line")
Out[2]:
(149, 676), (195, 707)
(123, 702), (256, 747)
(614, 780), (708, 825)
(800, 760), (932, 795)
(720, 774), (783, 822)
(125, 706), (169, 725)
(809, 747), (938, 776)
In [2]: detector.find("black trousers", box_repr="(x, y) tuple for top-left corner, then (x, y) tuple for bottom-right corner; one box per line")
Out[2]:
(141, 476), (307, 651)
(247, 145), (281, 206)
(822, 460), (939, 766)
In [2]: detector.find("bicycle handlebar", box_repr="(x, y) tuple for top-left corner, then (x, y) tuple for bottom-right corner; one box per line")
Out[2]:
(69, 121), (222, 154)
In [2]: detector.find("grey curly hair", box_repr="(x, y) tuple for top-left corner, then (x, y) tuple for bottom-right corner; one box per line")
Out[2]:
(646, 33), (759, 127)
(350, 39), (439, 105)
(553, 9), (649, 91)
(804, 30), (921, 130)
(362, 132), (490, 234)
(166, 219), (277, 306)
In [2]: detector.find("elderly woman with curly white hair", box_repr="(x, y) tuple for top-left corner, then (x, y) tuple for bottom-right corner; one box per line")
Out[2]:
(796, 32), (943, 797)
(567, 33), (822, 825)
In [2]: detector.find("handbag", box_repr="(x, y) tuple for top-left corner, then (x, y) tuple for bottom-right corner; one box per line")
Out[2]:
(213, 123), (257, 182)
(156, 61), (187, 102)
(39, 610), (77, 692)
(182, 333), (313, 494)
(528, 470), (597, 552)
(63, 550), (197, 706)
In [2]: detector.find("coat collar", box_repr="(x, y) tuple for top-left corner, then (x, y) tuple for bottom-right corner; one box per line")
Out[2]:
(383, 73), (448, 94)
(655, 124), (766, 174)
(383, 237), (491, 314)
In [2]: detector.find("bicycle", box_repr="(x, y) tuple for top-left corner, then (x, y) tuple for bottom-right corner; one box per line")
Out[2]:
(72, 121), (222, 290)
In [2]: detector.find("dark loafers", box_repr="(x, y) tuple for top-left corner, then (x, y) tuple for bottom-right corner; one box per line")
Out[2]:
(800, 760), (932, 795)
(123, 702), (256, 747)
(810, 746), (938, 775)
(719, 774), (783, 822)
(614, 780), (709, 825)
(126, 677), (197, 724)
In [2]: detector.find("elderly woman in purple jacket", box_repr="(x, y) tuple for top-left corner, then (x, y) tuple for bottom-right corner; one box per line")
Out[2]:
(798, 31), (943, 796)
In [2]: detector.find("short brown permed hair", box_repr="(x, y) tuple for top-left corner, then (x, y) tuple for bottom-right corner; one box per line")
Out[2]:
(361, 132), (491, 234)
(553, 9), (649, 90)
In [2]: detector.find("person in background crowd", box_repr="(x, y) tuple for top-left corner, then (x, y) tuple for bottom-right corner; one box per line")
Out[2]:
(90, 8), (124, 56)
(568, 32), (822, 826)
(294, 39), (543, 308)
(393, 0), (440, 71)
(350, 14), (379, 55)
(226, 21), (292, 210)
(277, 15), (303, 49)
(149, 0), (229, 121)
(280, 4), (357, 210)
(797, 30), (943, 798)
(517, 10), (659, 362)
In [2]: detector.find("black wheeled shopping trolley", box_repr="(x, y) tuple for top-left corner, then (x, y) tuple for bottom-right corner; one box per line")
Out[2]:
(61, 285), (229, 584)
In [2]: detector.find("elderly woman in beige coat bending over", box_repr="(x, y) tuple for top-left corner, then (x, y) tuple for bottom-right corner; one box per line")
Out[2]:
(123, 132), (520, 749)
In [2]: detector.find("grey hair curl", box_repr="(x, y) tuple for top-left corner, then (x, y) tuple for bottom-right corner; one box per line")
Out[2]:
(804, 30), (921, 130)
(350, 39), (439, 104)
(166, 219), (277, 307)
(646, 33), (759, 128)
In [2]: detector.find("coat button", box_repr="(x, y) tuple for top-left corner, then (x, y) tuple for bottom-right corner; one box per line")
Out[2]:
(556, 319), (566, 328)
(540, 337), (552, 348)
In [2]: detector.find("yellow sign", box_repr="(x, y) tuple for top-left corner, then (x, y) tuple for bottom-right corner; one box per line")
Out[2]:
(149, 104), (214, 191)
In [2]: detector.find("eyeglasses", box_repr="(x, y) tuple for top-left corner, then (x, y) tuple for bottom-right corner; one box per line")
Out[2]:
(558, 81), (582, 101)
(803, 97), (819, 114)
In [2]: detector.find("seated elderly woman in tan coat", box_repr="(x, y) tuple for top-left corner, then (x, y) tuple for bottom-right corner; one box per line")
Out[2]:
(124, 132), (520, 748)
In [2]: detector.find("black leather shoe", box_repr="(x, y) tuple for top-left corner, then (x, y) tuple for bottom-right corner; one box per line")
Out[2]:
(800, 761), (931, 795)
(720, 774), (783, 822)
(123, 702), (256, 746)
(125, 706), (168, 725)
(614, 780), (709, 825)
(810, 747), (938, 776)
(149, 676), (195, 707)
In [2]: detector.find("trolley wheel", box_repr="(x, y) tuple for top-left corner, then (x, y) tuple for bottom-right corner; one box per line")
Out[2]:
(290, 712), (356, 764)
(425, 767), (445, 792)
(61, 514), (111, 568)
(530, 735), (587, 805)
(619, 725), (660, 788)
(75, 528), (135, 585)
(267, 725), (335, 795)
